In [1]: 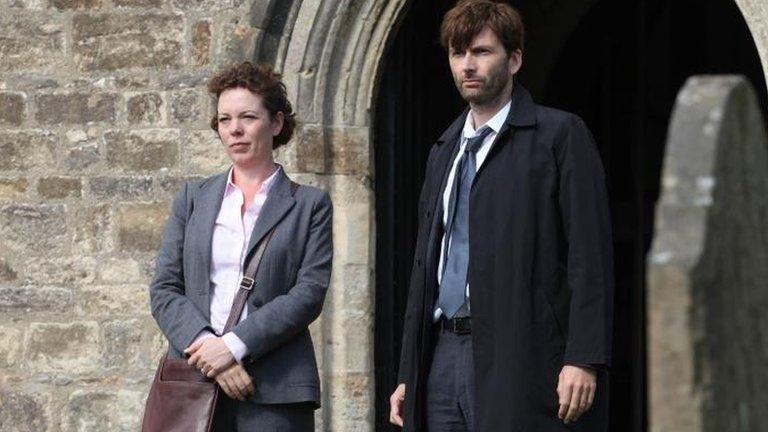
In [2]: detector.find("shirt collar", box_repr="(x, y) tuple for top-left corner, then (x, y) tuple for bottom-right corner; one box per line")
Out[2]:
(462, 100), (512, 140)
(224, 164), (282, 196)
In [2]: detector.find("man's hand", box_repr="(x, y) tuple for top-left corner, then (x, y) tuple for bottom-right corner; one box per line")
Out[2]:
(389, 383), (406, 427)
(557, 365), (597, 424)
(215, 363), (254, 402)
(184, 337), (235, 378)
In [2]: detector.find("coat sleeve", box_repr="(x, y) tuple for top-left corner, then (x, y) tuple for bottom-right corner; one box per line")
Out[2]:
(149, 183), (212, 353)
(232, 191), (333, 362)
(555, 115), (614, 368)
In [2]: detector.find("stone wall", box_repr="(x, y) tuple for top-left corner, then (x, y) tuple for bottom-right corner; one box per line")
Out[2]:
(0, 0), (413, 429)
(647, 76), (768, 432)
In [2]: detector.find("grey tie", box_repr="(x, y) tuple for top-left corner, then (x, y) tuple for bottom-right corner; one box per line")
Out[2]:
(438, 126), (493, 319)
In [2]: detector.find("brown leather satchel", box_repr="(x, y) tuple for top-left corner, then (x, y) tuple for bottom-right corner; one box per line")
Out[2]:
(142, 181), (299, 432)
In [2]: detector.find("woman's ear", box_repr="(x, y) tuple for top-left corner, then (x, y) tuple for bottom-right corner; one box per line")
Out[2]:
(272, 111), (285, 136)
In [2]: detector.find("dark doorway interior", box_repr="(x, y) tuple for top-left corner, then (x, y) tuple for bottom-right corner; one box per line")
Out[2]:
(373, 0), (768, 431)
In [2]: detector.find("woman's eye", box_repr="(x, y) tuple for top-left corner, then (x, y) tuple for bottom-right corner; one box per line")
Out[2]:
(218, 118), (230, 123)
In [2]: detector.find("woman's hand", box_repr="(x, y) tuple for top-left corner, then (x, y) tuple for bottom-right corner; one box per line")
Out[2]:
(215, 363), (255, 401)
(185, 337), (236, 378)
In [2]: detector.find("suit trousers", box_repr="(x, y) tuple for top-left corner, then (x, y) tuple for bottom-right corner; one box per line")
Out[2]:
(426, 325), (476, 432)
(212, 394), (314, 432)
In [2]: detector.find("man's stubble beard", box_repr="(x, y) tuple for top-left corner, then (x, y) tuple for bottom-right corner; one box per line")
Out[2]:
(456, 63), (511, 106)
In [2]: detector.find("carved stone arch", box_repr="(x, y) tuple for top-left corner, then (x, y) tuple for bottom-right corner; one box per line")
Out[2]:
(734, 0), (768, 87)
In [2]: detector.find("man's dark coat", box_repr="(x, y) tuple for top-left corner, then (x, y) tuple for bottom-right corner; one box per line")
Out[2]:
(397, 84), (614, 431)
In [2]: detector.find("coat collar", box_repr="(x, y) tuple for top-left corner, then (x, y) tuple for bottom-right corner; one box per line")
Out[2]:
(243, 168), (296, 260)
(436, 82), (537, 145)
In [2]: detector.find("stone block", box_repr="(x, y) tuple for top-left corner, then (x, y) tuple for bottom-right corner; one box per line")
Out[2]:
(105, 129), (180, 171)
(63, 390), (144, 432)
(126, 92), (164, 126)
(76, 284), (149, 317)
(117, 202), (169, 252)
(0, 15), (65, 72)
(72, 204), (112, 253)
(215, 22), (261, 65)
(157, 174), (205, 196)
(0, 258), (18, 282)
(89, 176), (153, 200)
(0, 178), (28, 200)
(96, 256), (142, 284)
(7, 0), (46, 9)
(51, 0), (103, 10)
(0, 327), (23, 367)
(182, 130), (229, 174)
(170, 88), (204, 125)
(64, 128), (102, 171)
(171, 0), (239, 11)
(0, 130), (57, 171)
(37, 177), (82, 199)
(34, 93), (117, 125)
(0, 391), (50, 432)
(0, 93), (25, 126)
(26, 322), (100, 372)
(17, 256), (96, 286)
(113, 0), (161, 7)
(0, 287), (73, 313)
(0, 204), (68, 254)
(294, 125), (370, 174)
(72, 13), (184, 71)
(192, 20), (212, 66)
(102, 318), (159, 369)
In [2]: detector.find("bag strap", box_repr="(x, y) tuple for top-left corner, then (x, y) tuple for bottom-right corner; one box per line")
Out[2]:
(222, 181), (300, 333)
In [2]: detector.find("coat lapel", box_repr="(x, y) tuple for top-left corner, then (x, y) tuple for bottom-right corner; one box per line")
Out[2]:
(474, 83), (538, 181)
(192, 171), (228, 297)
(244, 169), (296, 260)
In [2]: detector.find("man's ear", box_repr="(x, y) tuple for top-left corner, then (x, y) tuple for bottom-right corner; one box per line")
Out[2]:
(508, 49), (523, 75)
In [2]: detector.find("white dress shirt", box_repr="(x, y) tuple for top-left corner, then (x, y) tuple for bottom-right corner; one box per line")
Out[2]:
(194, 165), (281, 362)
(434, 101), (512, 320)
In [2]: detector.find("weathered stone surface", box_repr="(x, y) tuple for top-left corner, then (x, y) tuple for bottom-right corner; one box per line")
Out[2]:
(64, 128), (102, 171)
(326, 373), (374, 430)
(182, 130), (229, 174)
(0, 327), (23, 367)
(63, 390), (144, 432)
(105, 129), (180, 171)
(72, 13), (184, 71)
(113, 0), (161, 7)
(192, 20), (212, 66)
(51, 0), (102, 10)
(34, 93), (117, 125)
(0, 391), (50, 432)
(0, 92), (25, 126)
(126, 92), (164, 126)
(102, 318), (159, 369)
(215, 22), (261, 65)
(7, 0), (46, 9)
(77, 284), (149, 317)
(16, 256), (96, 286)
(0, 130), (57, 171)
(649, 76), (768, 432)
(157, 71), (209, 89)
(72, 204), (112, 253)
(294, 125), (370, 174)
(157, 174), (205, 196)
(0, 258), (17, 282)
(170, 88), (204, 125)
(37, 177), (82, 199)
(0, 178), (27, 200)
(171, 0), (240, 11)
(117, 202), (169, 252)
(0, 15), (65, 72)
(96, 256), (142, 284)
(0, 286), (73, 313)
(0, 204), (68, 253)
(26, 322), (100, 372)
(89, 176), (153, 200)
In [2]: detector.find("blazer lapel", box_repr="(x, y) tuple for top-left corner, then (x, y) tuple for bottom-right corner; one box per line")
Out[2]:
(244, 169), (296, 260)
(192, 171), (228, 297)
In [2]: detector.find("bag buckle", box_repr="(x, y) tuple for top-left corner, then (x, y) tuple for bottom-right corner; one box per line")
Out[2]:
(239, 277), (255, 290)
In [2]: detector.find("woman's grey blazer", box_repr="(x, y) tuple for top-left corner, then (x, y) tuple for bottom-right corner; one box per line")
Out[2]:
(149, 168), (332, 407)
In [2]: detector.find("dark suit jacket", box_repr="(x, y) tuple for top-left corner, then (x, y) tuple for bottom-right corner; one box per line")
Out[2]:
(398, 84), (614, 431)
(149, 168), (332, 407)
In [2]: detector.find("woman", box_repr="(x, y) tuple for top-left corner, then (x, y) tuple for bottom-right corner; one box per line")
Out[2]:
(149, 61), (332, 431)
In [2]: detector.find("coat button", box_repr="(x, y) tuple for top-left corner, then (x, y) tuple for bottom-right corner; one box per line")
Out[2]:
(416, 259), (422, 267)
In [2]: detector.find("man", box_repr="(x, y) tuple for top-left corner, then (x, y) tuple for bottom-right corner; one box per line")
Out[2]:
(389, 1), (614, 431)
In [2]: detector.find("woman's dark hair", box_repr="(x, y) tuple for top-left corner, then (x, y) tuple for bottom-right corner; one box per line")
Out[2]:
(208, 62), (296, 149)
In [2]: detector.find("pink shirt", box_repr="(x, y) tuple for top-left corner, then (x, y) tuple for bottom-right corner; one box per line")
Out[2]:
(195, 166), (281, 361)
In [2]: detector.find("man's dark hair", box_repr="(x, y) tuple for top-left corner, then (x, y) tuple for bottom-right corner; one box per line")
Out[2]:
(440, 0), (525, 55)
(208, 61), (296, 149)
